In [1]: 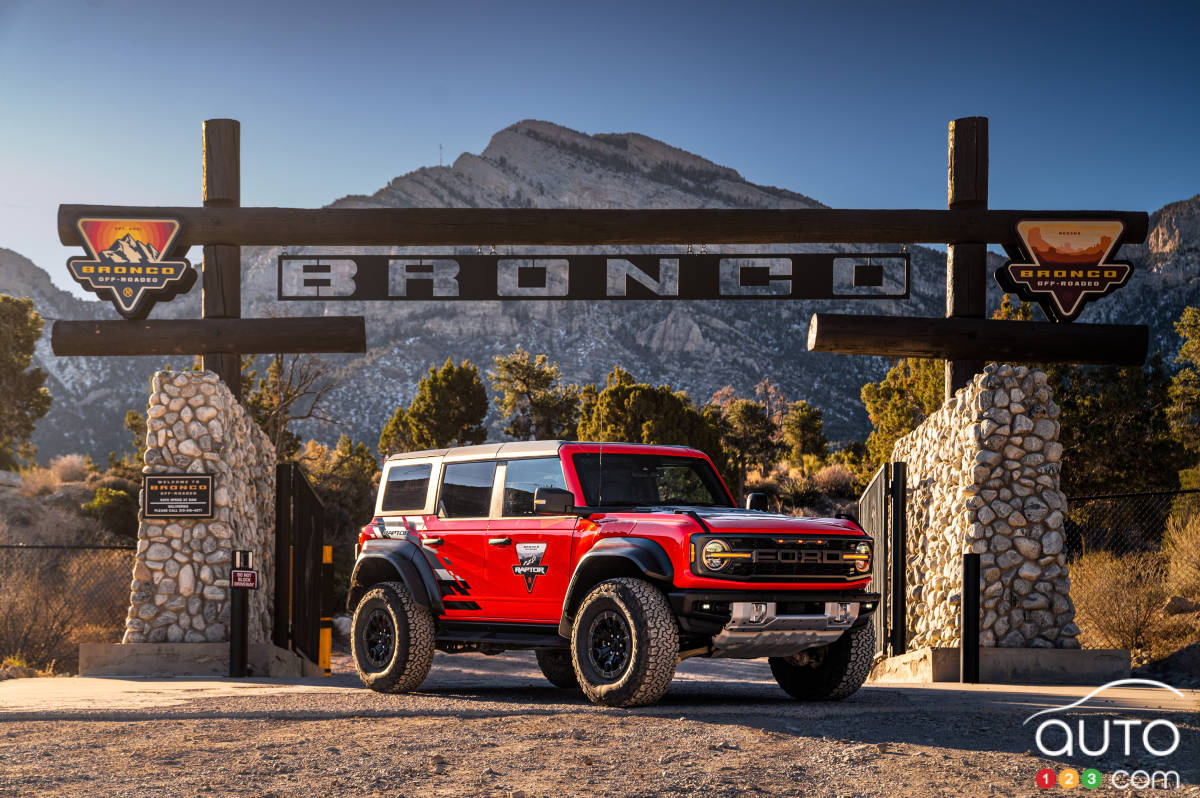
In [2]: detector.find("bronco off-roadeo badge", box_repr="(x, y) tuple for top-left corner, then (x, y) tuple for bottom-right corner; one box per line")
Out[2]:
(66, 218), (195, 319)
(995, 220), (1132, 323)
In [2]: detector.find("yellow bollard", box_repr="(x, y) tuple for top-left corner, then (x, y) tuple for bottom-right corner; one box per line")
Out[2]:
(320, 545), (332, 677)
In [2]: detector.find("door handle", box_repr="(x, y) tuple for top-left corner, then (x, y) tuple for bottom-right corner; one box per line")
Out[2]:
(488, 537), (512, 546)
(422, 536), (444, 547)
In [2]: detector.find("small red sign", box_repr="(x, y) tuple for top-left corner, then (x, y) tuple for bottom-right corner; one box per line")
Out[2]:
(231, 569), (258, 589)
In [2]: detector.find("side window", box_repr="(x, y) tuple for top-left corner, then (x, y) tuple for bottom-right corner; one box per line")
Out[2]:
(380, 463), (431, 512)
(503, 457), (567, 516)
(439, 461), (496, 518)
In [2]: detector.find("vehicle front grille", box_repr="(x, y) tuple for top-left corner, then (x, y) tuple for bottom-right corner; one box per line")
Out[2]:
(691, 534), (869, 583)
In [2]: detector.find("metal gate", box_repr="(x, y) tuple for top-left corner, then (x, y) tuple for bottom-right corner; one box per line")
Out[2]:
(273, 463), (325, 664)
(857, 462), (907, 658)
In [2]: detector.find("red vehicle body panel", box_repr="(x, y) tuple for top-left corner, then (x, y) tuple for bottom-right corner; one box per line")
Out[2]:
(367, 442), (872, 624)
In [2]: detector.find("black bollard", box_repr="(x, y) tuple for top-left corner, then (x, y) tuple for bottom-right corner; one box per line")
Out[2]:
(961, 552), (981, 683)
(230, 549), (252, 677)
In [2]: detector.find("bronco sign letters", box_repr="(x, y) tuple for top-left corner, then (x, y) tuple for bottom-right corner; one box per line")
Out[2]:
(277, 251), (910, 301)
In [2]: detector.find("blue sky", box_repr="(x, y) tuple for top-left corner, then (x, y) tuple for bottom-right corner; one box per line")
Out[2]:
(1, 0), (1197, 298)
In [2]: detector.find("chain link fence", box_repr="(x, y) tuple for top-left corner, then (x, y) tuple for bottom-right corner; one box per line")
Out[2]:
(1066, 490), (1200, 664)
(0, 544), (134, 672)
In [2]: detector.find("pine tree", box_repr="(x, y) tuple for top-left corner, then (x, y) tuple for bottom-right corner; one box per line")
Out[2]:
(860, 358), (943, 470)
(379, 358), (488, 455)
(487, 347), (580, 440)
(781, 400), (828, 462)
(576, 366), (731, 485)
(720, 399), (779, 502)
(0, 295), (51, 469)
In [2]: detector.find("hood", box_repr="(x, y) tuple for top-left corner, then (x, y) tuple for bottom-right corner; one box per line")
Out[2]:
(669, 508), (865, 535)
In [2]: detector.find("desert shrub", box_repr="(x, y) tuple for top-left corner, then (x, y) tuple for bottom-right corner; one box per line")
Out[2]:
(49, 454), (90, 483)
(778, 472), (821, 510)
(813, 464), (856, 498)
(0, 547), (132, 671)
(1163, 514), (1200, 599)
(1070, 551), (1171, 663)
(18, 467), (59, 497)
(82, 486), (139, 540)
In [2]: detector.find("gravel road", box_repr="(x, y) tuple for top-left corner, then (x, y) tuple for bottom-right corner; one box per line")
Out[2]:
(1, 650), (1197, 797)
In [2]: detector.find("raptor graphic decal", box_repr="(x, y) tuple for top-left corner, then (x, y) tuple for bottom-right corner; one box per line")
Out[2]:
(512, 542), (548, 593)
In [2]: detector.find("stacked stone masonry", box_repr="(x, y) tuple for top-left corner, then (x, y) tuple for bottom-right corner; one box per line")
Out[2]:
(892, 364), (1080, 650)
(122, 370), (276, 644)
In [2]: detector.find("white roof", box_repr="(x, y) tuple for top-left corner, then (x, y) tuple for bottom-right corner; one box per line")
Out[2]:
(383, 440), (702, 464)
(384, 440), (565, 463)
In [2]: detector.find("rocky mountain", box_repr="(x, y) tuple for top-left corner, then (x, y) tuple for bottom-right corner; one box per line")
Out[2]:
(3, 120), (1198, 463)
(100, 234), (160, 263)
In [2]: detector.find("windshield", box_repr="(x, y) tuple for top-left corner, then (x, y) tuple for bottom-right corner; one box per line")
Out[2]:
(571, 453), (733, 508)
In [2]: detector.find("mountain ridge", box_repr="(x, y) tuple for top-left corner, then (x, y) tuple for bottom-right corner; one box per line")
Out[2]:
(3, 120), (1198, 463)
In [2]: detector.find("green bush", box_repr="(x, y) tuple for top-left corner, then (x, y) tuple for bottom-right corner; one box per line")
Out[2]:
(82, 486), (138, 540)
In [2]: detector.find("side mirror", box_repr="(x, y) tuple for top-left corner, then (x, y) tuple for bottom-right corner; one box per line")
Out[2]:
(745, 492), (770, 511)
(533, 487), (576, 515)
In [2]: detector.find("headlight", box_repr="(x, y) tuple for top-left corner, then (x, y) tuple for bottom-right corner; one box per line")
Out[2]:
(851, 541), (871, 572)
(702, 539), (732, 571)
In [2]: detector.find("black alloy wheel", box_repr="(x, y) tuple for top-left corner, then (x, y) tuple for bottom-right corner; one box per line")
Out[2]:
(587, 609), (631, 681)
(351, 581), (436, 693)
(362, 607), (395, 670)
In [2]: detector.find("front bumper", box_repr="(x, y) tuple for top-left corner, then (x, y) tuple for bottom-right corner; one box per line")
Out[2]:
(667, 590), (879, 659)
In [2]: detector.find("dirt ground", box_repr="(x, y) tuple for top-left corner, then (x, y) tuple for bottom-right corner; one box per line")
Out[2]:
(1, 650), (1197, 798)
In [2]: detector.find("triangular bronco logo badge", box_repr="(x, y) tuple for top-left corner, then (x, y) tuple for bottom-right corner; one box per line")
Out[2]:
(66, 218), (195, 320)
(995, 220), (1131, 323)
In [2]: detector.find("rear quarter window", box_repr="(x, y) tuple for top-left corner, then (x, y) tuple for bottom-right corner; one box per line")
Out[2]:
(439, 461), (496, 517)
(380, 463), (432, 512)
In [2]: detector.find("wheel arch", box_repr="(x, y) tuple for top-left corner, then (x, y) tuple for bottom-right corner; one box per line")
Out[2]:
(557, 537), (673, 638)
(347, 539), (443, 616)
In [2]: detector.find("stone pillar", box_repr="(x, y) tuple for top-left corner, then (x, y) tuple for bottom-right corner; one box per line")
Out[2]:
(892, 364), (1080, 649)
(122, 370), (275, 644)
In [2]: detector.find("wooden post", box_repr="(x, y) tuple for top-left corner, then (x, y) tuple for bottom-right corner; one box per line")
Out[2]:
(945, 117), (989, 400)
(202, 119), (242, 400)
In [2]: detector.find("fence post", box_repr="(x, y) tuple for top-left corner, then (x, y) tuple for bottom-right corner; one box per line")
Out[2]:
(889, 462), (907, 656)
(273, 464), (292, 650)
(961, 552), (981, 683)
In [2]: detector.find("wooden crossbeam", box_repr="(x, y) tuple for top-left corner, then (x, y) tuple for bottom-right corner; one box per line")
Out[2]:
(50, 317), (366, 357)
(58, 205), (1149, 248)
(807, 313), (1148, 365)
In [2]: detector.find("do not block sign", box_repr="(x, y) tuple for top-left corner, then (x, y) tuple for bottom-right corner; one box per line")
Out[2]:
(231, 569), (258, 589)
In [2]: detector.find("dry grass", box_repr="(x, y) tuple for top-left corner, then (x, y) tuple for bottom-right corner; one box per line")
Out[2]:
(49, 454), (90, 483)
(813, 464), (856, 498)
(0, 547), (132, 672)
(17, 467), (59, 497)
(1069, 550), (1200, 666)
(1163, 513), (1200, 599)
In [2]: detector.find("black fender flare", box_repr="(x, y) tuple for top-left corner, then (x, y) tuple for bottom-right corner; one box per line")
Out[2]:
(557, 537), (674, 638)
(347, 538), (444, 616)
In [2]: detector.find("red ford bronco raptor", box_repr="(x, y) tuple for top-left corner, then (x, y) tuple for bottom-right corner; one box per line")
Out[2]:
(349, 441), (879, 707)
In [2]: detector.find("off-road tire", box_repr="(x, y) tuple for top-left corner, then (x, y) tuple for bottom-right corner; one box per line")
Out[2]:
(769, 621), (874, 701)
(570, 577), (678, 707)
(535, 648), (579, 689)
(351, 580), (435, 693)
